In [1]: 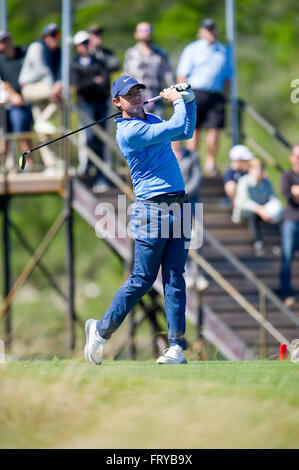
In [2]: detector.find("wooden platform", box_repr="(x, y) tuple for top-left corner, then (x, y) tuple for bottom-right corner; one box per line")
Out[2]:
(0, 171), (66, 196)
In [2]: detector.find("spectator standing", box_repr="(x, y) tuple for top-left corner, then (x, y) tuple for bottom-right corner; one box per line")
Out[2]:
(70, 30), (112, 192)
(0, 31), (33, 168)
(123, 22), (175, 117)
(223, 144), (253, 204)
(177, 18), (233, 176)
(88, 25), (120, 76)
(232, 158), (284, 255)
(18, 23), (62, 168)
(278, 145), (299, 303)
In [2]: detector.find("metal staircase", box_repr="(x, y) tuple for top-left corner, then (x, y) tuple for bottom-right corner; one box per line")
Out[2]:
(68, 100), (299, 360)
(1, 98), (298, 360)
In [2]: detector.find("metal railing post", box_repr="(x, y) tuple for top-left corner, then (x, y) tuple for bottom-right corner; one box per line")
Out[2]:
(2, 195), (11, 348)
(259, 289), (267, 358)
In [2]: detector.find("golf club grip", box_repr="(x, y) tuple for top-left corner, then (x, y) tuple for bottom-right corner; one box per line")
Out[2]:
(144, 83), (191, 104)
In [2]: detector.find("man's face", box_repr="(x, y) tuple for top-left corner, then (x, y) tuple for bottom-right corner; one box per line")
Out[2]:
(233, 159), (249, 171)
(0, 36), (11, 54)
(113, 85), (144, 116)
(249, 164), (264, 181)
(289, 146), (299, 174)
(76, 40), (90, 57)
(134, 22), (152, 42)
(89, 32), (102, 50)
(198, 27), (218, 43)
(43, 31), (60, 50)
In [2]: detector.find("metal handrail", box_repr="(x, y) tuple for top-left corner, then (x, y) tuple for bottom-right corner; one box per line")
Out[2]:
(65, 106), (299, 347)
(189, 249), (290, 346)
(202, 228), (299, 328)
(2, 102), (294, 353)
(67, 126), (297, 348)
(239, 99), (292, 150)
(243, 135), (284, 172)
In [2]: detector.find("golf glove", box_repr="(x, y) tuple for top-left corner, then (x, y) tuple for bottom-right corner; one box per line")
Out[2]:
(173, 82), (195, 103)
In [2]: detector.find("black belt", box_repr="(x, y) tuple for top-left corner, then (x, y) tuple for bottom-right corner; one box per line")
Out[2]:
(145, 192), (188, 205)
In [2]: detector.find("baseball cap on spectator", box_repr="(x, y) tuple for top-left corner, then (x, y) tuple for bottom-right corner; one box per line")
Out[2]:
(200, 18), (217, 31)
(0, 30), (10, 42)
(229, 145), (254, 161)
(42, 23), (59, 37)
(111, 75), (146, 98)
(88, 25), (104, 35)
(73, 31), (90, 46)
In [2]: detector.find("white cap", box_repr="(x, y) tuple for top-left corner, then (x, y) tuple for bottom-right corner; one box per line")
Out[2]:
(73, 30), (89, 46)
(229, 145), (254, 161)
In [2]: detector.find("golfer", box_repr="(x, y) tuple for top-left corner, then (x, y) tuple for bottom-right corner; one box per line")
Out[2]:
(84, 75), (196, 365)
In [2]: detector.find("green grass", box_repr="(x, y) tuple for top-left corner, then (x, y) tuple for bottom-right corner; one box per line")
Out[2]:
(1, 359), (299, 449)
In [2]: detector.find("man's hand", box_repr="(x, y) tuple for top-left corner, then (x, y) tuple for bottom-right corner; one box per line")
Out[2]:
(51, 82), (63, 103)
(160, 87), (182, 103)
(291, 184), (299, 202)
(172, 83), (195, 103)
(94, 75), (105, 85)
(255, 204), (271, 222)
(10, 92), (23, 107)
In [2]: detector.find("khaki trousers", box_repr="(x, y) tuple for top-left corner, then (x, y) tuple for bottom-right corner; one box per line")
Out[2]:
(21, 81), (58, 167)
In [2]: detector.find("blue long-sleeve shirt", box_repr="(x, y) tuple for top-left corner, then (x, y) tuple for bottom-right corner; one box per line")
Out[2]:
(114, 98), (197, 199)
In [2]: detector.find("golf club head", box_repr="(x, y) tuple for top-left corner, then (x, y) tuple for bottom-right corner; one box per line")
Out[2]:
(19, 152), (28, 171)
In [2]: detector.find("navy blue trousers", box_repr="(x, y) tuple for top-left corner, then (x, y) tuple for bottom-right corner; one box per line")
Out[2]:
(97, 199), (191, 349)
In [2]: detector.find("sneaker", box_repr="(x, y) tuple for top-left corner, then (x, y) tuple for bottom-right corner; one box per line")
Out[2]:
(272, 246), (281, 257)
(156, 345), (188, 364)
(284, 296), (296, 308)
(196, 274), (209, 292)
(231, 213), (241, 224)
(253, 240), (264, 256)
(92, 181), (110, 194)
(84, 319), (105, 365)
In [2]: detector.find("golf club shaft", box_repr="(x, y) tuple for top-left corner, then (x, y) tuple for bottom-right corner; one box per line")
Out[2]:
(144, 84), (191, 104)
(18, 84), (191, 168)
(22, 111), (122, 157)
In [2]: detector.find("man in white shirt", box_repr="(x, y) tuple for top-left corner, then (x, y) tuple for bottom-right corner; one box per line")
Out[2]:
(177, 19), (233, 176)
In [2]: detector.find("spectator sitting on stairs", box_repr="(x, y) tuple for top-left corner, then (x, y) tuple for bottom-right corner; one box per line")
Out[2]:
(276, 145), (299, 306)
(222, 144), (253, 205)
(232, 158), (284, 256)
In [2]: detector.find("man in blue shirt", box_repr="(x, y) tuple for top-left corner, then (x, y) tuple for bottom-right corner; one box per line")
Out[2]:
(177, 18), (233, 176)
(84, 75), (197, 365)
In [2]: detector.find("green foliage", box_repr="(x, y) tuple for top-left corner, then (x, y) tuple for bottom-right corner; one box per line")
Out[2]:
(5, 0), (298, 137)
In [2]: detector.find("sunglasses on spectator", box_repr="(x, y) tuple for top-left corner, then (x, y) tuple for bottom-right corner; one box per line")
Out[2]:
(49, 31), (60, 38)
(80, 40), (89, 46)
(137, 27), (153, 33)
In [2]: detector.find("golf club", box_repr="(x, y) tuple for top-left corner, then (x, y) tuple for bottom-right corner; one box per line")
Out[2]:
(18, 83), (191, 171)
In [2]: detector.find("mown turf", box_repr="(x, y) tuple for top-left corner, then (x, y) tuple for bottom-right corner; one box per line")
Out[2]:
(1, 359), (299, 449)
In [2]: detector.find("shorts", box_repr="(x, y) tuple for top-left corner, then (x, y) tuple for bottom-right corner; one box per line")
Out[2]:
(4, 105), (33, 133)
(194, 90), (226, 129)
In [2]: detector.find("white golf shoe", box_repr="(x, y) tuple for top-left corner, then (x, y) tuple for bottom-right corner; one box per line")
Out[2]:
(157, 345), (188, 364)
(84, 319), (105, 365)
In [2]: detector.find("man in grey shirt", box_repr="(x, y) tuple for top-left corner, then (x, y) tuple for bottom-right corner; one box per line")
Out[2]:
(124, 22), (175, 117)
(19, 23), (62, 168)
